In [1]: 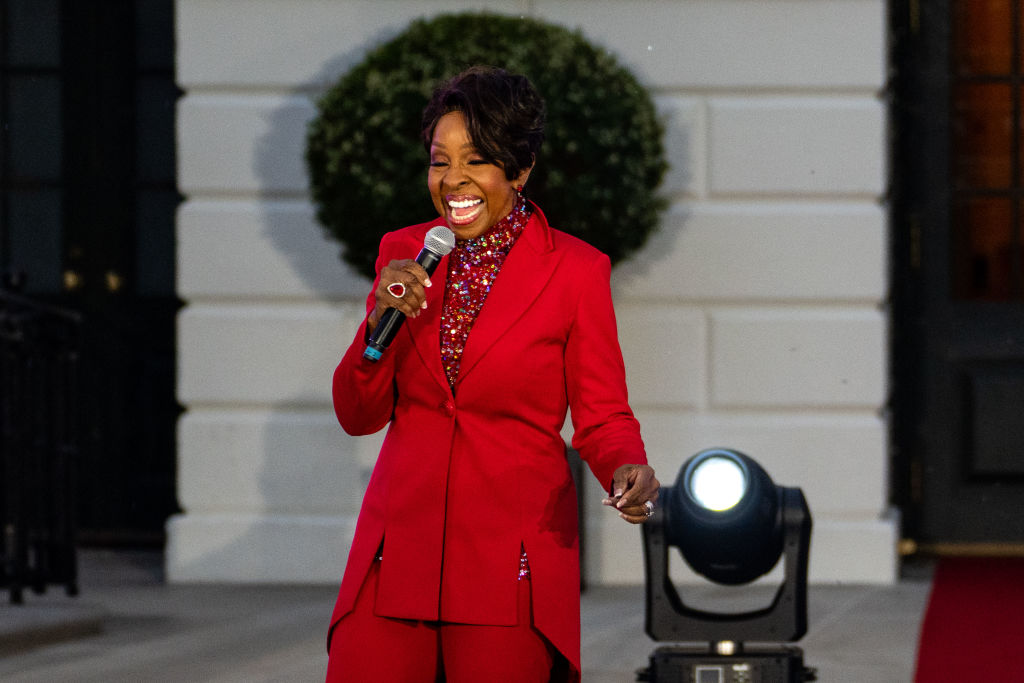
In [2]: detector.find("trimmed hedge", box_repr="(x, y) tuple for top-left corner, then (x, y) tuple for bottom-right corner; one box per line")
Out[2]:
(306, 12), (668, 280)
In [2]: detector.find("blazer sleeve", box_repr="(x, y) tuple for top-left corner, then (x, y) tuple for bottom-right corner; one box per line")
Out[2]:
(564, 251), (647, 492)
(332, 233), (401, 436)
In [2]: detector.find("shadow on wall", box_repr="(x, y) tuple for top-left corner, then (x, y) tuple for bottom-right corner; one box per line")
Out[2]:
(253, 24), (410, 301)
(169, 29), (397, 584)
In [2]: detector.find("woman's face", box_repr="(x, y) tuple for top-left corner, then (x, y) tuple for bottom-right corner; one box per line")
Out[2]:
(428, 111), (532, 240)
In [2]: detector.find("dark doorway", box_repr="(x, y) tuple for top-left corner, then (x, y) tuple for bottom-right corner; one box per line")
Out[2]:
(0, 0), (181, 545)
(891, 0), (1024, 551)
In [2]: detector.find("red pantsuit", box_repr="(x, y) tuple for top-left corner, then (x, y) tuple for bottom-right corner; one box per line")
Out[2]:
(326, 561), (557, 682)
(327, 205), (646, 682)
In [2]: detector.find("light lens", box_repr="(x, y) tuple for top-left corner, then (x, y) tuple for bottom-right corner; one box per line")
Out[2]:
(689, 456), (747, 511)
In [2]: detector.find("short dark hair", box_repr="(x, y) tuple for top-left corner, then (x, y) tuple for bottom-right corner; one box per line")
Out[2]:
(421, 66), (546, 181)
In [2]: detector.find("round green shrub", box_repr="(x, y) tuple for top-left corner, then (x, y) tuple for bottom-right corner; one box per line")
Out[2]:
(306, 12), (668, 280)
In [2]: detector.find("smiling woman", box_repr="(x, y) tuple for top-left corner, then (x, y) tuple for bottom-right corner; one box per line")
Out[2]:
(305, 11), (667, 280)
(323, 66), (659, 683)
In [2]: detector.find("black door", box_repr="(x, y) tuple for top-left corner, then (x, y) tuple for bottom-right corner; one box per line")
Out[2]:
(0, 0), (181, 545)
(891, 0), (1024, 550)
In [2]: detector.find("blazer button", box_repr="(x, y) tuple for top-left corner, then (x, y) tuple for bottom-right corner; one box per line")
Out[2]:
(442, 400), (455, 417)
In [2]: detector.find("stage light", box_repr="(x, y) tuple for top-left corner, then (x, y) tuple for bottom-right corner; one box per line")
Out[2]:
(665, 448), (788, 586)
(638, 448), (815, 683)
(688, 454), (746, 511)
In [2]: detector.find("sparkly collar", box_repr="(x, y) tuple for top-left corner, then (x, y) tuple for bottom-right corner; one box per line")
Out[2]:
(440, 198), (531, 389)
(451, 199), (531, 258)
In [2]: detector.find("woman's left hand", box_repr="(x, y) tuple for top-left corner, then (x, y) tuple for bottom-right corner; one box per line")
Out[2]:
(602, 464), (660, 524)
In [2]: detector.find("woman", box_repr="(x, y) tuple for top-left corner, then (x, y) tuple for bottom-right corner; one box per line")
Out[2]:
(325, 66), (659, 683)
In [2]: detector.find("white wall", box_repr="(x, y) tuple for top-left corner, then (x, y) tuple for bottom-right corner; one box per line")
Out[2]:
(168, 0), (896, 585)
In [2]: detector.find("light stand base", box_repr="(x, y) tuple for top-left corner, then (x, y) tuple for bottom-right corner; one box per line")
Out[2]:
(637, 644), (816, 683)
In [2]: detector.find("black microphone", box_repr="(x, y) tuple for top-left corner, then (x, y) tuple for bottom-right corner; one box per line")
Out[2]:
(363, 225), (456, 362)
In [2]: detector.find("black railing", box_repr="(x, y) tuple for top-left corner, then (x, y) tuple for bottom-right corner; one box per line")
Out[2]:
(0, 290), (81, 604)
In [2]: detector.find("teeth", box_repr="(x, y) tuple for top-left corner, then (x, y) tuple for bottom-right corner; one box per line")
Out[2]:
(448, 198), (481, 209)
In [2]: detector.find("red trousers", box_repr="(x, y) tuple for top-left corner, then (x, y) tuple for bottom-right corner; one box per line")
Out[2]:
(325, 560), (558, 682)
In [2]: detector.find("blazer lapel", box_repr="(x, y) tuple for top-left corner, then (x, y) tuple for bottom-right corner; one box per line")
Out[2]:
(408, 251), (452, 395)
(455, 206), (561, 384)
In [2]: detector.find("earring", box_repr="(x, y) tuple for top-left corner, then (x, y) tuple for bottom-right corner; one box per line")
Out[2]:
(515, 185), (524, 198)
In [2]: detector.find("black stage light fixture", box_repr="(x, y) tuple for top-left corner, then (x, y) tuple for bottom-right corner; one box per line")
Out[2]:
(637, 448), (816, 683)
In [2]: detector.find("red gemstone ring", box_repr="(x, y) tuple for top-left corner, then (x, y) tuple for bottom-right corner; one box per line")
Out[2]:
(387, 282), (407, 299)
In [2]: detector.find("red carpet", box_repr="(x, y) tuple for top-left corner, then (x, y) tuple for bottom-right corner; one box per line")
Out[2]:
(914, 557), (1024, 682)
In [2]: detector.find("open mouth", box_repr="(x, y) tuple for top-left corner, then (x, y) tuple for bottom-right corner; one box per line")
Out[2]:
(447, 196), (483, 225)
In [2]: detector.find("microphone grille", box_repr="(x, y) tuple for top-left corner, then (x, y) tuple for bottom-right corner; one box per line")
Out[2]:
(424, 226), (456, 256)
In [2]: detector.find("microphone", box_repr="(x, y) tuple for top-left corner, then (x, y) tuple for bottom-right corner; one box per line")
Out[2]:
(363, 225), (456, 362)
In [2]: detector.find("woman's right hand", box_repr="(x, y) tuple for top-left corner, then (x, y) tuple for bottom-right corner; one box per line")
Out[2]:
(368, 259), (433, 333)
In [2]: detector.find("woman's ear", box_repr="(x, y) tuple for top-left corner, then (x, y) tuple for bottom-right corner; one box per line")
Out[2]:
(514, 161), (534, 190)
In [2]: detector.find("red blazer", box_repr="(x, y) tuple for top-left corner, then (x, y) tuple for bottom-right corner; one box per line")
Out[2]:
(328, 205), (646, 679)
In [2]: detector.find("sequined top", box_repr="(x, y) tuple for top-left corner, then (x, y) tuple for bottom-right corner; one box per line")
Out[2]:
(440, 199), (530, 389)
